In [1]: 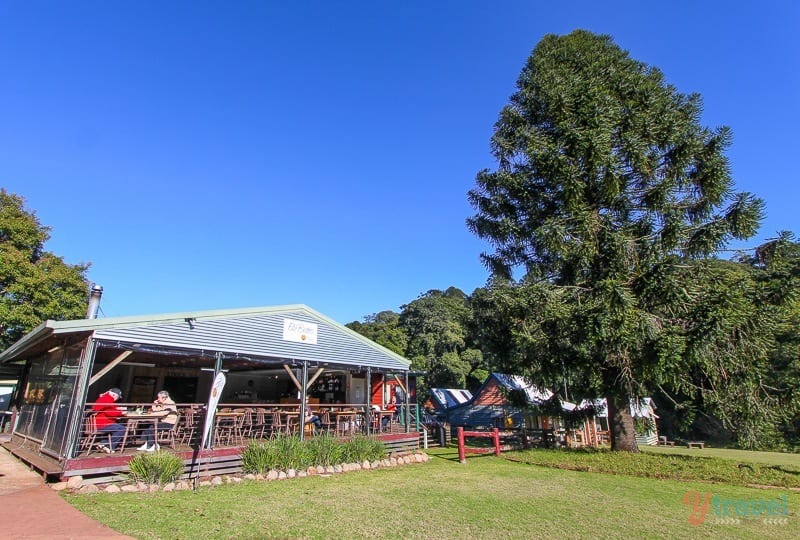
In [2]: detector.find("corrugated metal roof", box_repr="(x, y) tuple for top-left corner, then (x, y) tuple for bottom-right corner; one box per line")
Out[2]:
(430, 388), (473, 410)
(492, 374), (554, 403)
(577, 397), (658, 419)
(443, 374), (576, 428)
(0, 305), (411, 371)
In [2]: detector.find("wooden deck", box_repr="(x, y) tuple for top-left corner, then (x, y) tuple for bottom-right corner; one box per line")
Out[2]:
(3, 429), (421, 485)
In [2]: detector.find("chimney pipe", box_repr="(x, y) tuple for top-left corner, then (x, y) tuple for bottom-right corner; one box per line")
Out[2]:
(87, 284), (103, 319)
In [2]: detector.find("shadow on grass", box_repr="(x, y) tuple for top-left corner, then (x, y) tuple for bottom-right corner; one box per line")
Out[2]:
(428, 448), (502, 463)
(768, 465), (800, 476)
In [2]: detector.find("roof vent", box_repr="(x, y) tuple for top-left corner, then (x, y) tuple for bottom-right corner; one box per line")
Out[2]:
(86, 284), (103, 319)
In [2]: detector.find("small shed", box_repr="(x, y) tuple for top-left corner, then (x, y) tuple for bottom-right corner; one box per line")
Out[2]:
(589, 397), (660, 445)
(444, 373), (570, 429)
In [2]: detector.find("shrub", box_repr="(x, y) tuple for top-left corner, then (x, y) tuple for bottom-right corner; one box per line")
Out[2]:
(340, 435), (386, 463)
(240, 440), (280, 474)
(240, 434), (387, 473)
(305, 434), (342, 467)
(271, 434), (312, 470)
(127, 451), (184, 485)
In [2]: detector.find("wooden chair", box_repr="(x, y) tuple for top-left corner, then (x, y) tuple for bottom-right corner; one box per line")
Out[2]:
(336, 413), (356, 437)
(285, 414), (300, 436)
(177, 407), (201, 446)
(250, 407), (271, 439)
(319, 410), (335, 435)
(240, 408), (256, 440)
(268, 411), (285, 438)
(79, 413), (110, 455)
(215, 412), (248, 446)
(214, 415), (236, 446)
(156, 420), (179, 449)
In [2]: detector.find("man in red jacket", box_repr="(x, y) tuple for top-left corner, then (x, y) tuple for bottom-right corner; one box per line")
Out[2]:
(92, 387), (125, 453)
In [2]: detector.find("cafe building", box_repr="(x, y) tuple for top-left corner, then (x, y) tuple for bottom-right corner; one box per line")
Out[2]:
(0, 304), (418, 482)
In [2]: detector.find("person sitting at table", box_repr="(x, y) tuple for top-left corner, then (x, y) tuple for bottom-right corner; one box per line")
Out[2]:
(370, 403), (390, 431)
(303, 398), (322, 433)
(92, 387), (125, 453)
(387, 394), (399, 422)
(138, 390), (179, 451)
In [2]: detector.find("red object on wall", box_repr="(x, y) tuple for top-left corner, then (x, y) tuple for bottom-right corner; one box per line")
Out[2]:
(370, 374), (383, 405)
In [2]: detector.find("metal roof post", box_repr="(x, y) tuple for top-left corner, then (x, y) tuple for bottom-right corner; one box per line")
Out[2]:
(299, 361), (308, 441)
(65, 339), (97, 460)
(404, 371), (410, 433)
(365, 367), (371, 435)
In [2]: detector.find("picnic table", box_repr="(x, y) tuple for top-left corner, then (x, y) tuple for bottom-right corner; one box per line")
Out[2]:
(657, 436), (675, 446)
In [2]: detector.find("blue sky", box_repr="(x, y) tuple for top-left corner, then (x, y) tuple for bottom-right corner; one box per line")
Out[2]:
(1, 1), (797, 324)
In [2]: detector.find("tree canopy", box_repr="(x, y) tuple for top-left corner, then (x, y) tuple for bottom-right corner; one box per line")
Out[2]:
(400, 287), (486, 392)
(0, 189), (90, 350)
(347, 287), (490, 397)
(345, 310), (407, 356)
(467, 30), (764, 451)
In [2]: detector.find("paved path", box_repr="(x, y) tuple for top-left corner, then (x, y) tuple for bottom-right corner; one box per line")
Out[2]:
(0, 446), (134, 539)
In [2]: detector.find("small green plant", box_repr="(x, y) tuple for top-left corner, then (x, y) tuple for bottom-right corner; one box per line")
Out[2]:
(240, 434), (386, 473)
(127, 451), (184, 485)
(240, 440), (280, 474)
(271, 434), (311, 470)
(340, 434), (386, 463)
(305, 433), (342, 467)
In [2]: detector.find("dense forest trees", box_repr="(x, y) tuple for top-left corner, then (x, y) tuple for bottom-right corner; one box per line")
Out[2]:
(400, 287), (487, 395)
(0, 189), (89, 350)
(347, 239), (800, 450)
(347, 287), (489, 398)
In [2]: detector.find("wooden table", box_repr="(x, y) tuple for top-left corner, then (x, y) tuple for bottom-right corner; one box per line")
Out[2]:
(215, 411), (245, 418)
(331, 410), (362, 435)
(120, 412), (162, 450)
(372, 410), (394, 432)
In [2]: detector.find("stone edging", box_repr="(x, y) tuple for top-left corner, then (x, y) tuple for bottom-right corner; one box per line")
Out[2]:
(54, 452), (431, 494)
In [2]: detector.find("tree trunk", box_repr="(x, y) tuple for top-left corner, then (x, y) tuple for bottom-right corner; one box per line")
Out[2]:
(607, 395), (639, 452)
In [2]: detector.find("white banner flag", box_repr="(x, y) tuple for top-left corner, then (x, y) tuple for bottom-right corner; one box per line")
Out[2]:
(200, 372), (226, 449)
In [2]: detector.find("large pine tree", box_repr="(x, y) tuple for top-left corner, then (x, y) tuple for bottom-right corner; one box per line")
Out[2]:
(467, 31), (763, 451)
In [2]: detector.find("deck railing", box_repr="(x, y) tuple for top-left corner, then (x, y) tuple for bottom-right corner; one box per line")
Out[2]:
(76, 402), (414, 457)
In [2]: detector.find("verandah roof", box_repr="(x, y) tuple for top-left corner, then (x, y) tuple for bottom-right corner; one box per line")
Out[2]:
(0, 304), (411, 372)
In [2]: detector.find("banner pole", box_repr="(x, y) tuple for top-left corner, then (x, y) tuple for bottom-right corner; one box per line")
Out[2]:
(193, 352), (226, 491)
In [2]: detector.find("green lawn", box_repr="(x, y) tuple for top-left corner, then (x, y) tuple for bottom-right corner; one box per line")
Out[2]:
(642, 444), (800, 467)
(66, 448), (799, 540)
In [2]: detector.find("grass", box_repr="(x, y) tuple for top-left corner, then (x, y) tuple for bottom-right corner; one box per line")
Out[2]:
(504, 447), (800, 488)
(65, 448), (799, 540)
(641, 445), (800, 467)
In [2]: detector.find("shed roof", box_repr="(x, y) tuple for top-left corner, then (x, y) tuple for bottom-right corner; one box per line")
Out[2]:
(578, 397), (658, 419)
(489, 373), (554, 404)
(429, 388), (473, 410)
(0, 304), (411, 372)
